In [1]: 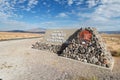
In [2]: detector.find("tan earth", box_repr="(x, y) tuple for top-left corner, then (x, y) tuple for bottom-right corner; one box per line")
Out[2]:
(0, 37), (120, 80)
(101, 34), (120, 57)
(0, 32), (42, 41)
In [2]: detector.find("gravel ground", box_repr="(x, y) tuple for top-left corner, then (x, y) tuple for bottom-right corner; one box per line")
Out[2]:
(0, 38), (120, 80)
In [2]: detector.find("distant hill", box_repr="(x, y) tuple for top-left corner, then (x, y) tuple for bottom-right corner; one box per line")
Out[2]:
(27, 28), (46, 32)
(5, 28), (46, 34)
(27, 28), (46, 33)
(7, 30), (26, 33)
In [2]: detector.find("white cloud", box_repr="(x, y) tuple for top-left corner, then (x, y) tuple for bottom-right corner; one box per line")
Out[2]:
(0, 12), (11, 20)
(77, 13), (91, 18)
(56, 13), (68, 18)
(54, 0), (74, 6)
(54, 0), (62, 5)
(91, 0), (120, 21)
(75, 0), (120, 30)
(0, 0), (39, 30)
(28, 0), (38, 7)
(18, 0), (27, 3)
(101, 0), (120, 4)
(0, 0), (39, 18)
(75, 0), (83, 5)
(43, 2), (47, 5)
(68, 0), (73, 6)
(0, 0), (120, 31)
(86, 0), (100, 8)
(76, 0), (120, 23)
(24, 0), (38, 11)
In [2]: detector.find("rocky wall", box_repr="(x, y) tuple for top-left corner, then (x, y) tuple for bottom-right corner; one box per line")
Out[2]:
(32, 27), (114, 69)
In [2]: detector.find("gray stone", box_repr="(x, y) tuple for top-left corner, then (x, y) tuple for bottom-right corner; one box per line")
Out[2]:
(83, 59), (87, 63)
(32, 27), (113, 68)
(91, 56), (99, 64)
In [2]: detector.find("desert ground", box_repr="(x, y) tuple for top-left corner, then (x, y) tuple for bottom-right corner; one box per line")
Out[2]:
(0, 32), (42, 41)
(0, 33), (120, 80)
(101, 34), (120, 56)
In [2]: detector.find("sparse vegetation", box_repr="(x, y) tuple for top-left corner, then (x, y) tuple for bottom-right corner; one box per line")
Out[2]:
(73, 76), (98, 80)
(73, 76), (88, 80)
(0, 32), (42, 41)
(111, 50), (120, 57)
(90, 76), (98, 80)
(101, 34), (120, 57)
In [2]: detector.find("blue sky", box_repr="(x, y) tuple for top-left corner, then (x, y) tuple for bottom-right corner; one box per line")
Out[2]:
(0, 0), (120, 31)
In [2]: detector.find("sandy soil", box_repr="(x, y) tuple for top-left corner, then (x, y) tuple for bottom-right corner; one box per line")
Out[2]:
(0, 38), (120, 80)
(101, 34), (120, 54)
(0, 32), (42, 41)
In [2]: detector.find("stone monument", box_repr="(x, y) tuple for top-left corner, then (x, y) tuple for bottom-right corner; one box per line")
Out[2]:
(32, 27), (114, 69)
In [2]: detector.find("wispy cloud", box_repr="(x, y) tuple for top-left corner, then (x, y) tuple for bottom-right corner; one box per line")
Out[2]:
(62, 0), (119, 31)
(18, 0), (27, 3)
(26, 0), (38, 11)
(0, 0), (120, 31)
(86, 0), (100, 8)
(89, 0), (120, 22)
(68, 0), (73, 6)
(0, 0), (39, 30)
(0, 0), (39, 18)
(56, 13), (68, 18)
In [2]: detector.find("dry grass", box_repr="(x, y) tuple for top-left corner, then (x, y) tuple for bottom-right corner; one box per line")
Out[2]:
(73, 76), (98, 80)
(101, 34), (120, 57)
(0, 32), (42, 41)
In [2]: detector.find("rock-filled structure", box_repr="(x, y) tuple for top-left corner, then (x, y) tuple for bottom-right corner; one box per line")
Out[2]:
(32, 27), (114, 69)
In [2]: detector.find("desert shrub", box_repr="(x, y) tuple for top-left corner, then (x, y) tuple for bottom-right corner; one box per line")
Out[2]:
(74, 76), (98, 80)
(111, 50), (120, 57)
(90, 76), (98, 80)
(74, 77), (88, 80)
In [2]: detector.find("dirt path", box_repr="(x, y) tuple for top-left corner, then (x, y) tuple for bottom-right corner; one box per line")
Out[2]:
(0, 38), (120, 80)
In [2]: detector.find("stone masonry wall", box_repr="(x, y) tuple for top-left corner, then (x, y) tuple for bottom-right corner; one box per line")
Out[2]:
(32, 27), (113, 68)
